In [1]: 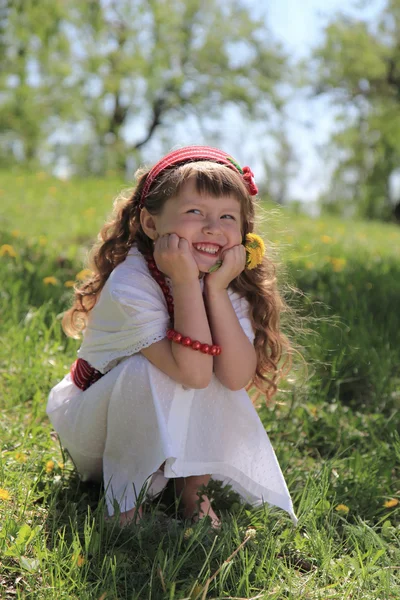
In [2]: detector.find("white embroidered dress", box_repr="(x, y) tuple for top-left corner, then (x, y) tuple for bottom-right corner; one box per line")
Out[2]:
(47, 247), (297, 523)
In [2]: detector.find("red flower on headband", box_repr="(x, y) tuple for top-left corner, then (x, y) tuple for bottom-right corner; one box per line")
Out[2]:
(242, 166), (258, 196)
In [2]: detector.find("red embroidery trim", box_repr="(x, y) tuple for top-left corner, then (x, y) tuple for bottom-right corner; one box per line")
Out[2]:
(71, 358), (103, 391)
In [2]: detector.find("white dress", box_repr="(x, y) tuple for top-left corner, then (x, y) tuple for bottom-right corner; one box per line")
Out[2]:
(47, 247), (297, 524)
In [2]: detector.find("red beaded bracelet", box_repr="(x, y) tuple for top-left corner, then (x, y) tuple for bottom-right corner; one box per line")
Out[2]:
(166, 329), (221, 356)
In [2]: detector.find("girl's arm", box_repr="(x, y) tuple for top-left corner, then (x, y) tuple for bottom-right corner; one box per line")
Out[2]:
(141, 234), (213, 389)
(204, 245), (257, 391)
(204, 286), (257, 390)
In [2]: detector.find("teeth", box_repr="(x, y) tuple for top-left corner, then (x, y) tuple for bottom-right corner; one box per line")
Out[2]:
(194, 244), (219, 254)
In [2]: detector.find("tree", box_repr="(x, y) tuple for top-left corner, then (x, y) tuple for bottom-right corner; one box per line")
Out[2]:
(310, 0), (400, 220)
(0, 0), (288, 178)
(0, 0), (78, 167)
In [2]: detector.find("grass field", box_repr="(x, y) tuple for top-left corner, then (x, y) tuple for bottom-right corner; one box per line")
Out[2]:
(0, 170), (399, 599)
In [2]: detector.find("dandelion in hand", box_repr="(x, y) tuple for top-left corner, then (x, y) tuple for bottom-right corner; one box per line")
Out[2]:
(208, 233), (265, 273)
(245, 233), (265, 269)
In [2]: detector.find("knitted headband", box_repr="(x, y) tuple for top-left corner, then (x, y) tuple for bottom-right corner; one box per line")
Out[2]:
(139, 146), (258, 209)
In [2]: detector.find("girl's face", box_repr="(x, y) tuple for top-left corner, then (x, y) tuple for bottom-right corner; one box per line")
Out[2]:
(143, 178), (243, 273)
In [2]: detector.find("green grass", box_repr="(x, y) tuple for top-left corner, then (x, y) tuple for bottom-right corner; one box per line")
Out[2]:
(0, 169), (399, 599)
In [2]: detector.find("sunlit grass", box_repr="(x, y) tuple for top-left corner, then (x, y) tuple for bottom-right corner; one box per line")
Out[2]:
(0, 170), (399, 598)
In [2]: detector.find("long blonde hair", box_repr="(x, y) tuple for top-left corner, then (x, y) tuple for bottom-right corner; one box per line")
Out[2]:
(63, 161), (294, 400)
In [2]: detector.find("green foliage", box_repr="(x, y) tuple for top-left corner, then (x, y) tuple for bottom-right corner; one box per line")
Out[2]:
(0, 0), (287, 175)
(0, 0), (76, 166)
(0, 172), (399, 597)
(311, 0), (400, 219)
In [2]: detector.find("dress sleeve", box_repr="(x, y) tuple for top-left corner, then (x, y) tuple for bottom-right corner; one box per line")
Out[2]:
(111, 270), (170, 353)
(77, 265), (171, 373)
(228, 290), (255, 344)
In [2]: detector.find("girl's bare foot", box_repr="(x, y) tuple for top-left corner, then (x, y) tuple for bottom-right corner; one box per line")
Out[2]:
(120, 504), (143, 526)
(191, 495), (221, 530)
(106, 504), (143, 527)
(175, 475), (221, 530)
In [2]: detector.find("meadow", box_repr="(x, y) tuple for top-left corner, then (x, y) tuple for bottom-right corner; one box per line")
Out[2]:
(0, 170), (399, 599)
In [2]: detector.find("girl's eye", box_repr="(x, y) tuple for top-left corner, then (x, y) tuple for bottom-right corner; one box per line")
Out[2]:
(221, 214), (235, 220)
(187, 209), (201, 215)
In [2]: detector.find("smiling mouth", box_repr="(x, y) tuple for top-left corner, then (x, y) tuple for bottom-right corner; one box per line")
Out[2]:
(193, 243), (221, 257)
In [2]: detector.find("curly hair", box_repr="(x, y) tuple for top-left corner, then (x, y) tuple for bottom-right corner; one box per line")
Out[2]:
(62, 161), (294, 402)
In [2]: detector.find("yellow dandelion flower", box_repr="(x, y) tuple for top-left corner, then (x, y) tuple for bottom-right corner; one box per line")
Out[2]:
(366, 282), (373, 290)
(76, 268), (93, 281)
(384, 498), (399, 508)
(45, 460), (55, 473)
(0, 244), (17, 257)
(0, 189), (4, 195)
(11, 229), (21, 238)
(305, 261), (314, 269)
(43, 276), (59, 286)
(15, 452), (27, 463)
(73, 554), (86, 567)
(330, 257), (347, 272)
(245, 233), (265, 270)
(0, 488), (11, 501)
(57, 462), (64, 470)
(48, 186), (57, 194)
(36, 171), (47, 180)
(38, 236), (47, 246)
(64, 280), (75, 288)
(83, 207), (96, 217)
(183, 528), (194, 539)
(335, 504), (350, 514)
(309, 406), (318, 417)
(320, 235), (333, 244)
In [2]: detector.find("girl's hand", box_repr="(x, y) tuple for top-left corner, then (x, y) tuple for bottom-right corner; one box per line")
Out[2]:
(153, 233), (199, 284)
(205, 244), (246, 291)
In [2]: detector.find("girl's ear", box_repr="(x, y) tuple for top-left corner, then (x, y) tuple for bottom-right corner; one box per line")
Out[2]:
(140, 208), (158, 240)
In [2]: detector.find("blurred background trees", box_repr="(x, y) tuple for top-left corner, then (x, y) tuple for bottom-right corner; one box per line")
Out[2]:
(310, 0), (400, 221)
(0, 0), (287, 177)
(1, 0), (400, 221)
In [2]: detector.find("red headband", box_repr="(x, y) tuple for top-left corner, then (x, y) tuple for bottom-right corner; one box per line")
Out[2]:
(139, 146), (258, 208)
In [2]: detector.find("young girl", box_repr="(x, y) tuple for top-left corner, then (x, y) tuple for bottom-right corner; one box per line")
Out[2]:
(47, 146), (297, 529)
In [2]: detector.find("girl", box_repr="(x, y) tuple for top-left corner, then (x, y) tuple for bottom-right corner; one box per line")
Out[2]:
(47, 146), (297, 529)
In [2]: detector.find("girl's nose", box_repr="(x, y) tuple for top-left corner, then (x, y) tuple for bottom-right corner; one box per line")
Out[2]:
(203, 217), (221, 234)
